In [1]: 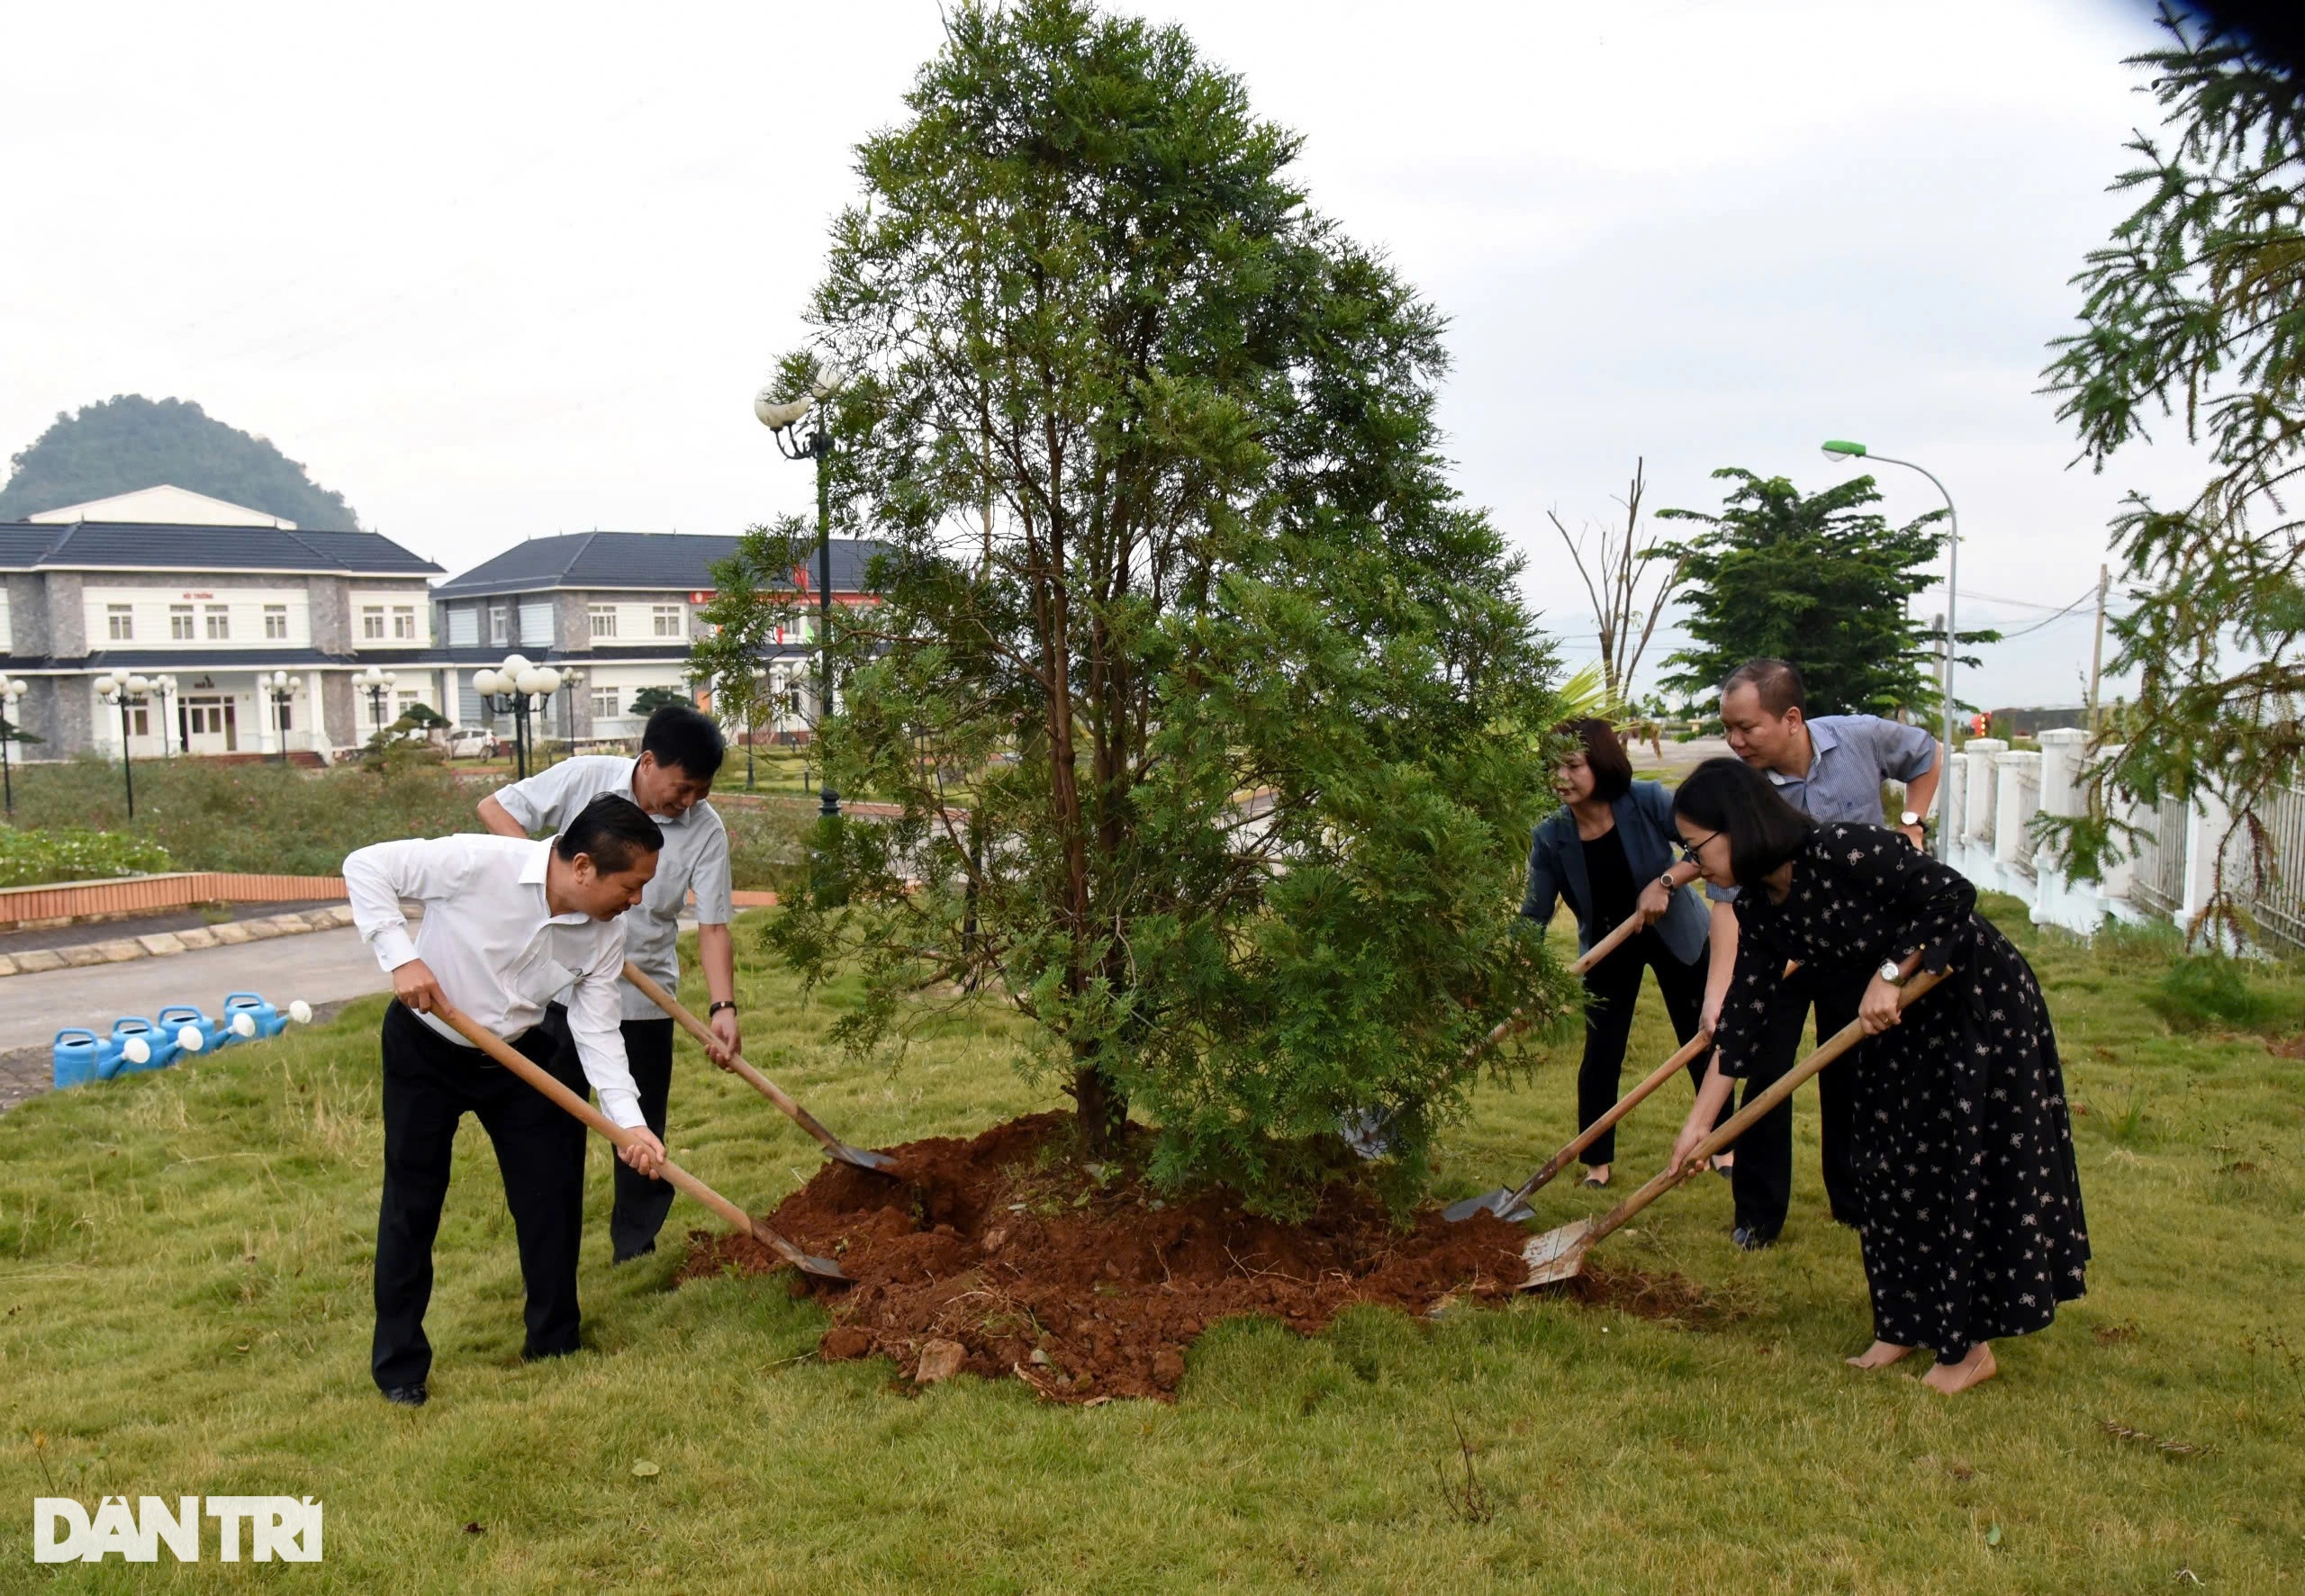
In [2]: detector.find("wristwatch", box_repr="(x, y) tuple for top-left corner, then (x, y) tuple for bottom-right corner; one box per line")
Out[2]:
(708, 1000), (738, 1018)
(1655, 870), (1677, 892)
(1876, 959), (1907, 987)
(1899, 809), (1922, 829)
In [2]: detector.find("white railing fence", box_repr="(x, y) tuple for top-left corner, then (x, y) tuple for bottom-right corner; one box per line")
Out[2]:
(1948, 729), (2299, 949)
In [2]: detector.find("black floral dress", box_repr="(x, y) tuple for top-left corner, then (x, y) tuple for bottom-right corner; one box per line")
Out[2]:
(1711, 824), (2090, 1361)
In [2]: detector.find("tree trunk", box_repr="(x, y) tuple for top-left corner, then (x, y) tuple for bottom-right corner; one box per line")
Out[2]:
(1070, 1059), (1126, 1159)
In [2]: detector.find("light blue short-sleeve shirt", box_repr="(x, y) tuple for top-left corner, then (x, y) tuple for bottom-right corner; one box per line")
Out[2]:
(493, 755), (735, 1022)
(1706, 715), (1939, 902)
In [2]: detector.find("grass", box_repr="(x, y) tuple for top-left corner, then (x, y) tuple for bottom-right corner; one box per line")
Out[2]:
(2, 903), (2301, 1591)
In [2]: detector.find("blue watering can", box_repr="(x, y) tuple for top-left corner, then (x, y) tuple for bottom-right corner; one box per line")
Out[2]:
(221, 992), (285, 1041)
(158, 1003), (223, 1055)
(110, 1016), (181, 1072)
(51, 1028), (119, 1089)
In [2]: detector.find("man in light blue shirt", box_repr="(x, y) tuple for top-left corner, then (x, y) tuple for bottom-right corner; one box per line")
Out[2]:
(1699, 659), (1943, 1249)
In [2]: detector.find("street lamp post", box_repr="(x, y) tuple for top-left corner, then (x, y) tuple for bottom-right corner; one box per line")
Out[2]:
(474, 656), (559, 780)
(152, 675), (178, 756)
(1822, 438), (1959, 861)
(755, 364), (845, 821)
(355, 666), (398, 741)
(267, 671), (303, 762)
(0, 678), (27, 814)
(558, 667), (584, 752)
(92, 672), (152, 818)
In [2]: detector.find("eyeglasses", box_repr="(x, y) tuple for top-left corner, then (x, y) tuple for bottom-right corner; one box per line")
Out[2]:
(1674, 830), (1719, 864)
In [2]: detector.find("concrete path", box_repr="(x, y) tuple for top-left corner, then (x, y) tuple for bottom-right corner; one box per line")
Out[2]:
(0, 926), (391, 1110)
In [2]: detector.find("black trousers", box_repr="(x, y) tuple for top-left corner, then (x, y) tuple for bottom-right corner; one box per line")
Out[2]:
(373, 1001), (587, 1392)
(1729, 965), (1864, 1239)
(1577, 932), (1721, 1167)
(546, 1005), (677, 1262)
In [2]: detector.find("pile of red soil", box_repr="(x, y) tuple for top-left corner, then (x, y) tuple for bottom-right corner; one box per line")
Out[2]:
(677, 1112), (1532, 1403)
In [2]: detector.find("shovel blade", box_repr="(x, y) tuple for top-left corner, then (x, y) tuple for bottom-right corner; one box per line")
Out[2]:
(1444, 1188), (1533, 1224)
(1519, 1216), (1600, 1289)
(831, 1142), (900, 1175)
(793, 1252), (851, 1282)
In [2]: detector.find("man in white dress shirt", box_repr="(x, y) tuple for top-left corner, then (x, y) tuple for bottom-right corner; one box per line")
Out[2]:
(344, 794), (668, 1407)
(478, 703), (737, 1264)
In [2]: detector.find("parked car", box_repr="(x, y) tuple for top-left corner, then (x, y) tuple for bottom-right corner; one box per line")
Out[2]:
(443, 725), (506, 759)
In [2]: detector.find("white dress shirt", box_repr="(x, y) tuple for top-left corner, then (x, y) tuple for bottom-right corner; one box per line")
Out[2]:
(490, 755), (734, 1022)
(342, 833), (645, 1128)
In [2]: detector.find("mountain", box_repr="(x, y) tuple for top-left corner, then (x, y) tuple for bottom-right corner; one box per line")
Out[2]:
(0, 395), (361, 528)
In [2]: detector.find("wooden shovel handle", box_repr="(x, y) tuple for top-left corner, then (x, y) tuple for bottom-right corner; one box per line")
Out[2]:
(426, 999), (814, 1271)
(1506, 1030), (1713, 1206)
(619, 962), (852, 1160)
(1579, 960), (1945, 1250)
(1465, 909), (1648, 1065)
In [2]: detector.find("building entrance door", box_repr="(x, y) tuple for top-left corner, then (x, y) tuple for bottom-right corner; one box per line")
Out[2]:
(184, 696), (239, 754)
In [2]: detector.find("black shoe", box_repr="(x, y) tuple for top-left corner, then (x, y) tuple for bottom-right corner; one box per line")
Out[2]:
(1730, 1224), (1777, 1252)
(380, 1384), (428, 1408)
(611, 1241), (658, 1265)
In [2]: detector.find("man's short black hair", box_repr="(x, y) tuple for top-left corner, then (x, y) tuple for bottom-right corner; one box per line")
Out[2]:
(640, 703), (726, 781)
(1722, 658), (1806, 718)
(1556, 717), (1633, 803)
(556, 793), (664, 875)
(1672, 757), (1814, 888)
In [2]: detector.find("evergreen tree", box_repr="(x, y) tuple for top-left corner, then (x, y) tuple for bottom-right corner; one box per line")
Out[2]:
(765, 0), (1571, 1212)
(1658, 468), (1992, 718)
(0, 395), (360, 527)
(2041, 8), (2305, 909)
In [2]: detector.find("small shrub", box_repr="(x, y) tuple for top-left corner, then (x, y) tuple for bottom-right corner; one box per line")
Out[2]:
(2147, 956), (2289, 1033)
(0, 825), (175, 888)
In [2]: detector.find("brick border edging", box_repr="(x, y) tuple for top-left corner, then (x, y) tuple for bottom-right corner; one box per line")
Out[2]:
(0, 906), (359, 978)
(0, 872), (349, 930)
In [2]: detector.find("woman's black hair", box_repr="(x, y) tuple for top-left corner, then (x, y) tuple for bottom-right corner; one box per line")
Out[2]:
(1556, 717), (1632, 803)
(1671, 757), (1813, 888)
(556, 793), (665, 875)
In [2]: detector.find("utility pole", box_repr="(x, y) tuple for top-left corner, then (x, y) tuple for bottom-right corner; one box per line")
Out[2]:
(2087, 563), (2110, 735)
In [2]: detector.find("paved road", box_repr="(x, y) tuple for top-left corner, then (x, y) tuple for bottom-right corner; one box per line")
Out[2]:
(0, 926), (392, 1056)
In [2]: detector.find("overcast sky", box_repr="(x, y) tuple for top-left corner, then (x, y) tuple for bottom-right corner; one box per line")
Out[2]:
(3, 0), (2201, 708)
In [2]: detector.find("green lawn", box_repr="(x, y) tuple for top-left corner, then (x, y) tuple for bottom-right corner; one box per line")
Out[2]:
(3, 903), (2300, 1591)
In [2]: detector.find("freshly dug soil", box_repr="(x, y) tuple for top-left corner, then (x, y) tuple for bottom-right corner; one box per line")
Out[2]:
(678, 1112), (1536, 1403)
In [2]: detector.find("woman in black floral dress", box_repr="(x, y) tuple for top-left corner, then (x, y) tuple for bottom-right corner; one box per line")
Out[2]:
(1662, 759), (2089, 1394)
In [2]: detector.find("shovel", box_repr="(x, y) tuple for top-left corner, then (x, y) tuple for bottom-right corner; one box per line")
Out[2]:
(1519, 960), (1945, 1289)
(1460, 908), (1647, 1069)
(429, 998), (849, 1281)
(622, 962), (899, 1175)
(1445, 1030), (1714, 1222)
(1447, 959), (1800, 1223)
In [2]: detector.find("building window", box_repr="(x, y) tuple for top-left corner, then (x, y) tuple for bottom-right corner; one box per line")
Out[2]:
(264, 605), (288, 640)
(590, 605), (618, 639)
(169, 605), (194, 641)
(393, 606), (417, 640)
(590, 685), (621, 718)
(204, 606), (230, 641)
(653, 604), (683, 637)
(489, 604), (510, 646)
(107, 605), (134, 641)
(129, 706), (150, 737)
(362, 606), (385, 640)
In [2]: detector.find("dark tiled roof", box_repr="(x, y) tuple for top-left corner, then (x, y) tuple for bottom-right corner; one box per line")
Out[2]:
(432, 531), (884, 598)
(0, 521), (441, 575)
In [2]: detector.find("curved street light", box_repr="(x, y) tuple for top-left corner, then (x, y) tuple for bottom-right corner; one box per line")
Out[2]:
(1821, 438), (1959, 861)
(755, 358), (846, 821)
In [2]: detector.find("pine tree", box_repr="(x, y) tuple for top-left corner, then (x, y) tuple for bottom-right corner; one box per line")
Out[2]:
(1658, 468), (1991, 718)
(764, 0), (1571, 1213)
